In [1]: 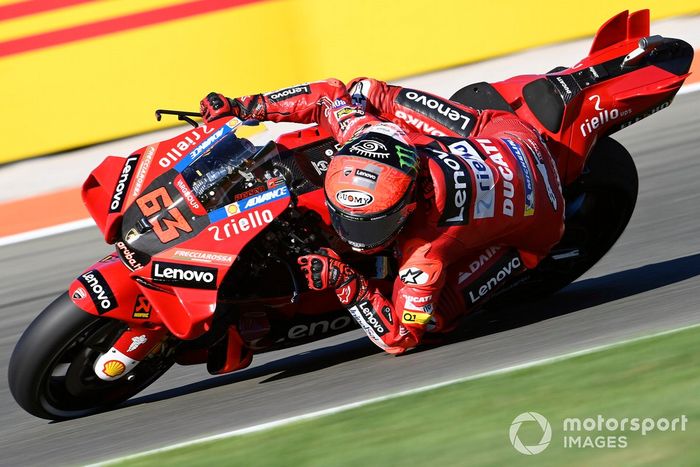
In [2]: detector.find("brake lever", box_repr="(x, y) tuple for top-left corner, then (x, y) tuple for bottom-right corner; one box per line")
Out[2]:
(155, 109), (202, 128)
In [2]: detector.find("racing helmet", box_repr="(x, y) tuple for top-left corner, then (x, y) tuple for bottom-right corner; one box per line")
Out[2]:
(324, 126), (419, 252)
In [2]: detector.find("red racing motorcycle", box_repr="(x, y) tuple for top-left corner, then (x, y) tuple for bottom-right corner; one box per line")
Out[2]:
(9, 10), (692, 419)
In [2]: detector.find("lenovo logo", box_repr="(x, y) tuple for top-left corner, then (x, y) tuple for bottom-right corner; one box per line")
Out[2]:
(396, 89), (474, 136)
(109, 155), (140, 213)
(152, 261), (218, 290)
(78, 270), (118, 314)
(465, 255), (522, 304)
(267, 85), (311, 102)
(431, 148), (471, 226)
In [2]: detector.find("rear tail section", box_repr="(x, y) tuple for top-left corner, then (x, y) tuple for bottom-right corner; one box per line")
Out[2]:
(559, 10), (693, 183)
(481, 10), (693, 185)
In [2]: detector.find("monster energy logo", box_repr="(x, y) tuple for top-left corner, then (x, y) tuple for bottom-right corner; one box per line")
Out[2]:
(396, 145), (417, 172)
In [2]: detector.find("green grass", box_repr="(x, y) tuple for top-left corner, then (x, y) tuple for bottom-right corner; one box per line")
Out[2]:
(113, 326), (700, 467)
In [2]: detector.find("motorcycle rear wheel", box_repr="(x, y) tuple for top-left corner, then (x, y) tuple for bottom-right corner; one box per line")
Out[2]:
(496, 136), (639, 303)
(8, 293), (173, 420)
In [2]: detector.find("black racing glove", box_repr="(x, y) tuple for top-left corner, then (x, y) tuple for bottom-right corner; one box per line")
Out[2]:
(200, 92), (238, 122)
(297, 248), (368, 306)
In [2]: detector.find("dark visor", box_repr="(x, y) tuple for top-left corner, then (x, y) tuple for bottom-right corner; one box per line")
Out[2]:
(328, 204), (409, 250)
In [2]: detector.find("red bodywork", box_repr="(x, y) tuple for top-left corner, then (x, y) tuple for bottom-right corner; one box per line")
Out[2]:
(68, 10), (691, 372)
(486, 10), (690, 185)
(72, 116), (342, 361)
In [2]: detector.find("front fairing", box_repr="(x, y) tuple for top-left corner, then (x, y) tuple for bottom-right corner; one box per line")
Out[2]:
(112, 118), (292, 338)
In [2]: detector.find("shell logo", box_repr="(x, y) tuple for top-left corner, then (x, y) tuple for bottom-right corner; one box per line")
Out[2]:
(226, 203), (240, 216)
(103, 360), (126, 377)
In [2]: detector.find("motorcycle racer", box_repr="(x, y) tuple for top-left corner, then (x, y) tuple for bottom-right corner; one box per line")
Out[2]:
(200, 78), (564, 354)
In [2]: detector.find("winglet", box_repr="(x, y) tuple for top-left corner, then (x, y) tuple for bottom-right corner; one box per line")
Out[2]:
(589, 10), (629, 55)
(627, 9), (650, 40)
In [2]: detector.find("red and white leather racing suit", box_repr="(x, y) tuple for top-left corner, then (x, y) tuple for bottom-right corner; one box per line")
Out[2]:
(227, 78), (564, 354)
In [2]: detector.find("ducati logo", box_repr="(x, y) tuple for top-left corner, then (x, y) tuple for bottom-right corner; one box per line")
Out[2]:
(125, 228), (139, 243)
(72, 288), (87, 300)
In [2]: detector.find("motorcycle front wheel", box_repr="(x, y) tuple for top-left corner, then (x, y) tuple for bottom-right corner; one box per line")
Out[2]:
(8, 293), (174, 420)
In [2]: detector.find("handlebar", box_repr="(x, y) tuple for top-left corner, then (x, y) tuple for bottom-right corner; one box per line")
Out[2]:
(154, 109), (261, 129)
(155, 109), (201, 128)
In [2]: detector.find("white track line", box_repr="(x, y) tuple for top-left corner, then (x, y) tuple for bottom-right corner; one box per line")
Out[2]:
(0, 218), (94, 247)
(3, 83), (699, 249)
(678, 81), (700, 95)
(87, 321), (700, 467)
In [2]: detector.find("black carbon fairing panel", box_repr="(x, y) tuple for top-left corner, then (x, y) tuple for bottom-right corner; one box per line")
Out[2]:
(523, 79), (566, 133)
(449, 82), (514, 112)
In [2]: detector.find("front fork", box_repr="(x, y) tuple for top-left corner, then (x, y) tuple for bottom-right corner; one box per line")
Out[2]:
(94, 322), (254, 380)
(94, 326), (169, 381)
(67, 254), (172, 380)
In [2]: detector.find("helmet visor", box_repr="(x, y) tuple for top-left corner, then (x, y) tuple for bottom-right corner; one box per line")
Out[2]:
(328, 202), (413, 251)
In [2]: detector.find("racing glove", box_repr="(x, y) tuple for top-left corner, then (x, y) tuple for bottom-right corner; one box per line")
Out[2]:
(298, 248), (367, 306)
(200, 92), (268, 123)
(200, 92), (238, 122)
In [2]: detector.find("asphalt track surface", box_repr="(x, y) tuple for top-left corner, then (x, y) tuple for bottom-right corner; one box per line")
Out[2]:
(1, 91), (699, 466)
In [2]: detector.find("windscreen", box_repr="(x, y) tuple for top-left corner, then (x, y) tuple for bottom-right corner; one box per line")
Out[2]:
(180, 134), (259, 212)
(117, 131), (287, 262)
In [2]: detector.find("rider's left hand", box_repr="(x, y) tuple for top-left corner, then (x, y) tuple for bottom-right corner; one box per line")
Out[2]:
(200, 92), (237, 122)
(297, 248), (355, 291)
(298, 249), (369, 306)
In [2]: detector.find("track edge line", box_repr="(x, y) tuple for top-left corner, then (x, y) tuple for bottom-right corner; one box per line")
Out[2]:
(86, 321), (700, 467)
(0, 218), (94, 247)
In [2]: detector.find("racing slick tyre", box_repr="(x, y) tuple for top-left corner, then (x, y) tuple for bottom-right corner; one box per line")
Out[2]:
(495, 136), (639, 303)
(8, 293), (173, 420)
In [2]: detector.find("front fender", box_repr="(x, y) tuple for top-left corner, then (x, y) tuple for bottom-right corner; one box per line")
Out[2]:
(69, 254), (163, 326)
(69, 254), (217, 339)
(139, 286), (216, 339)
